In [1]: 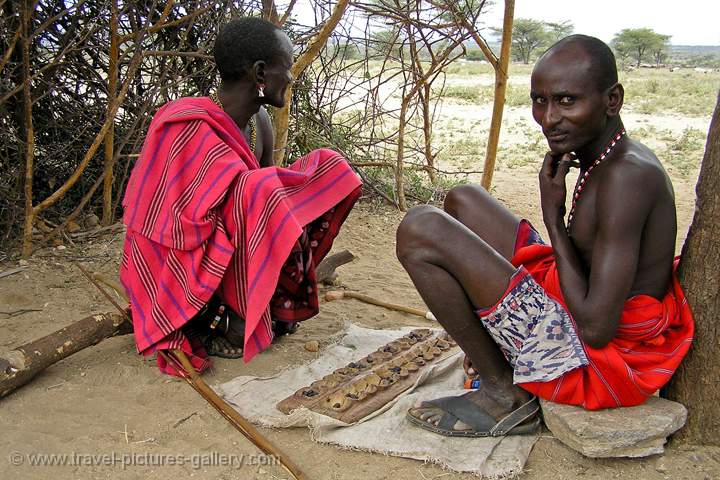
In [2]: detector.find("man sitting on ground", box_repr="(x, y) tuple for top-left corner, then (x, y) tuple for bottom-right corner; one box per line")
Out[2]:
(120, 17), (362, 375)
(395, 35), (694, 437)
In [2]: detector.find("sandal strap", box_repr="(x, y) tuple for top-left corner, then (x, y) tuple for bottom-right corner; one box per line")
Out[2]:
(424, 394), (539, 436)
(425, 394), (499, 433)
(489, 396), (539, 436)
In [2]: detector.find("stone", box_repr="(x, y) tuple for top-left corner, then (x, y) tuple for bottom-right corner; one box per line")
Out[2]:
(540, 397), (687, 458)
(85, 213), (100, 228)
(304, 340), (319, 352)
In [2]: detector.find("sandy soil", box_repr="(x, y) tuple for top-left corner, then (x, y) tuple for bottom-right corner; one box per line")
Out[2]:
(1, 174), (719, 480)
(1, 67), (718, 479)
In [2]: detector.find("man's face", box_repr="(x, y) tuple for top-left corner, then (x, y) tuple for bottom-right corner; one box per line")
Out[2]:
(530, 47), (609, 156)
(263, 30), (294, 108)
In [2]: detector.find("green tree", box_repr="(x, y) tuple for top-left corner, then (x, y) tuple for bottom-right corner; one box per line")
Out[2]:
(492, 18), (573, 65)
(545, 20), (574, 41)
(465, 48), (490, 61)
(507, 18), (548, 64)
(338, 41), (363, 61)
(651, 33), (671, 67)
(611, 28), (671, 67)
(368, 27), (403, 59)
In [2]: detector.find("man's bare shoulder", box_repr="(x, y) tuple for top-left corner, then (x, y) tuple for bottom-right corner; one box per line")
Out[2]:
(601, 137), (673, 197)
(255, 106), (273, 132)
(595, 138), (677, 298)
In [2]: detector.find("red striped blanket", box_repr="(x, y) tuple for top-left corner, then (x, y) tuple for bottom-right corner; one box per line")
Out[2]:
(512, 244), (694, 409)
(120, 97), (362, 375)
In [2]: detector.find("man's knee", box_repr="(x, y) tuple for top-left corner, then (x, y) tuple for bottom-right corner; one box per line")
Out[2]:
(396, 205), (446, 264)
(443, 184), (489, 217)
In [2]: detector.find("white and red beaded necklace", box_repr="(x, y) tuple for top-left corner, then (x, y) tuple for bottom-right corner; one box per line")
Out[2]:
(566, 127), (626, 231)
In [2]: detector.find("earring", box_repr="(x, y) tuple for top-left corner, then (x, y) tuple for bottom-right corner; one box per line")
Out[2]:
(258, 84), (265, 98)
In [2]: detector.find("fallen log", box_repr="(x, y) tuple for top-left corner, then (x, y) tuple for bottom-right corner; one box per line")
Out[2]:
(0, 250), (356, 399)
(316, 249), (355, 283)
(0, 312), (131, 398)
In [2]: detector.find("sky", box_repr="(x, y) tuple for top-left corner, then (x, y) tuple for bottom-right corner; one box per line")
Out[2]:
(295, 0), (720, 46)
(481, 0), (720, 46)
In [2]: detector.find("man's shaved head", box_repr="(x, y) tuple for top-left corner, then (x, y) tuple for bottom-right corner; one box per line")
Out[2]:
(530, 34), (624, 156)
(537, 34), (618, 92)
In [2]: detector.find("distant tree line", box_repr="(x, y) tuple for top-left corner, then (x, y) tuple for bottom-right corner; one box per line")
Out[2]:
(483, 19), (677, 69)
(489, 18), (573, 64)
(611, 28), (671, 68)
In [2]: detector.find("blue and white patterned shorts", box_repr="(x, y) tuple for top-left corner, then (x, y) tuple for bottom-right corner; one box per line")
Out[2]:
(476, 268), (589, 384)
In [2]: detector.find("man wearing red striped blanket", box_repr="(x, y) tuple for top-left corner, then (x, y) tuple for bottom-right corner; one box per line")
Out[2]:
(120, 18), (362, 376)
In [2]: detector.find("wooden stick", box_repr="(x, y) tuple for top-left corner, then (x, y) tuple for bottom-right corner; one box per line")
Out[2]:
(0, 308), (43, 318)
(71, 276), (306, 478)
(324, 290), (436, 321)
(75, 263), (129, 315)
(160, 350), (307, 480)
(91, 272), (129, 303)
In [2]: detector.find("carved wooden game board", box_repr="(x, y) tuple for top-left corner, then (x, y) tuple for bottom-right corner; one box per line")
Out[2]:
(277, 329), (459, 423)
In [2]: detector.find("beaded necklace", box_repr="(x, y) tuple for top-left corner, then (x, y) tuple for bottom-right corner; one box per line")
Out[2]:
(566, 126), (626, 231)
(209, 91), (257, 153)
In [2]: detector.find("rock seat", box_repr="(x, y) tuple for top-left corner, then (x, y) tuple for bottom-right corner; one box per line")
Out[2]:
(540, 397), (687, 458)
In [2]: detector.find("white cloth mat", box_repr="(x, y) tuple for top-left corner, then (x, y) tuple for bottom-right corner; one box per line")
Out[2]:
(217, 324), (538, 477)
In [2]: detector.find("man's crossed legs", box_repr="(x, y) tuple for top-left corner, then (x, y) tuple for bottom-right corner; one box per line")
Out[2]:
(396, 184), (540, 436)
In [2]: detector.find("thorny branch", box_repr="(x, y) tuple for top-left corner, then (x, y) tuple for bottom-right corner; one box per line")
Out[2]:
(1, 0), (502, 253)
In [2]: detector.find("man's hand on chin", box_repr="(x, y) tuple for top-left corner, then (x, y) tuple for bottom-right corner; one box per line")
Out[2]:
(539, 152), (578, 227)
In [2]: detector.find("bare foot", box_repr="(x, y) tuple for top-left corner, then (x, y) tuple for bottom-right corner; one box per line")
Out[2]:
(203, 335), (243, 359)
(223, 317), (245, 347)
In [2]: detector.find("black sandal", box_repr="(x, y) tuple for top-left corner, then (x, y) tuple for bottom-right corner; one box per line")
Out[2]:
(406, 393), (541, 437)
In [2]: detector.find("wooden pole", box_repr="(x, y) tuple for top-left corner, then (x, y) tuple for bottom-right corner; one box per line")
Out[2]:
(395, 97), (409, 211)
(102, 0), (119, 226)
(480, 0), (515, 191)
(20, 0), (35, 258)
(0, 313), (131, 397)
(420, 82), (437, 184)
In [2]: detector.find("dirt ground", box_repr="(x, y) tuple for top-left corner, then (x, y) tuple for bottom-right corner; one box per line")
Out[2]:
(1, 156), (719, 479)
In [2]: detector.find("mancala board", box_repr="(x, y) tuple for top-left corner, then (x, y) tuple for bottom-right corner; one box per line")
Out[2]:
(277, 329), (459, 423)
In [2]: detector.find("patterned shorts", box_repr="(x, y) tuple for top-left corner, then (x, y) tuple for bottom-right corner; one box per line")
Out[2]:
(476, 267), (589, 384)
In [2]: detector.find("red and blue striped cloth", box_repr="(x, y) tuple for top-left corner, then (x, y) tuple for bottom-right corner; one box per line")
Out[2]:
(120, 97), (361, 375)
